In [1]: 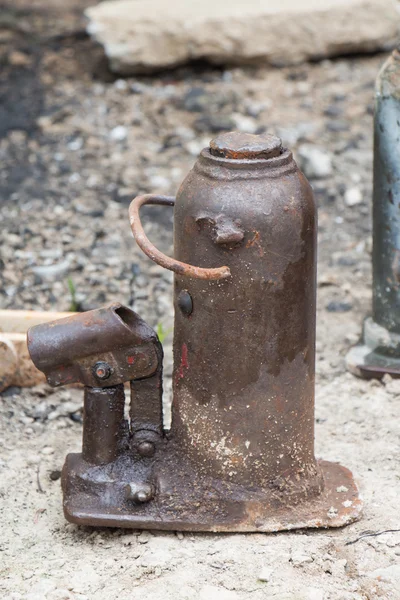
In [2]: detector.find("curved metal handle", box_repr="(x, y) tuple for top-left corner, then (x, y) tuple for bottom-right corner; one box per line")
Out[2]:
(129, 194), (231, 280)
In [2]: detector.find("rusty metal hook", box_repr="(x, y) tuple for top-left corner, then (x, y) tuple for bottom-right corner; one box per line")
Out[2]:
(129, 194), (231, 280)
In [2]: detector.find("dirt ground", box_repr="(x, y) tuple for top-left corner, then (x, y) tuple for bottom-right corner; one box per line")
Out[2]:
(0, 2), (400, 599)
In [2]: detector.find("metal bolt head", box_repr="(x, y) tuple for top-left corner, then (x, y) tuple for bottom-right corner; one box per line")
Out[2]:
(177, 290), (193, 316)
(136, 490), (151, 502)
(125, 482), (154, 503)
(137, 441), (156, 458)
(93, 361), (112, 380)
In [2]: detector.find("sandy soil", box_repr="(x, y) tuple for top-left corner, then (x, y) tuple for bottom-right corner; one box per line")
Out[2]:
(0, 2), (399, 599)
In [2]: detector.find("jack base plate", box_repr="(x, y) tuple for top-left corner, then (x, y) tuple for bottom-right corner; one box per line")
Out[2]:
(346, 343), (400, 379)
(62, 452), (362, 533)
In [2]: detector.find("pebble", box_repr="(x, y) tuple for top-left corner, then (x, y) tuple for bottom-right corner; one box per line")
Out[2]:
(8, 50), (32, 67)
(47, 401), (82, 421)
(26, 454), (41, 465)
(110, 125), (128, 141)
(290, 551), (314, 567)
(68, 137), (83, 151)
(137, 531), (152, 544)
(382, 374), (400, 395)
(31, 260), (71, 283)
(326, 301), (353, 313)
(50, 470), (62, 481)
(258, 566), (274, 582)
(344, 187), (363, 206)
(193, 114), (235, 133)
(182, 87), (210, 112)
(231, 113), (258, 134)
(149, 174), (171, 190)
(186, 138), (210, 156)
(297, 144), (333, 179)
(41, 446), (55, 455)
(277, 122), (317, 146)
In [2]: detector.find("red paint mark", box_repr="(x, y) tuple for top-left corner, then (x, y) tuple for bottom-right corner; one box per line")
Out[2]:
(127, 355), (135, 365)
(175, 343), (189, 383)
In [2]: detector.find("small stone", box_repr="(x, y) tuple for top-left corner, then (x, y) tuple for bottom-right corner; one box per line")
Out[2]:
(382, 374), (400, 395)
(50, 470), (62, 481)
(327, 120), (350, 132)
(110, 125), (128, 141)
(186, 138), (210, 156)
(297, 144), (333, 179)
(258, 566), (273, 582)
(182, 87), (210, 112)
(137, 530), (152, 544)
(41, 446), (55, 455)
(231, 113), (258, 134)
(336, 486), (349, 493)
(194, 114), (235, 133)
(68, 138), (83, 151)
(149, 174), (171, 190)
(8, 51), (31, 67)
(291, 552), (314, 566)
(323, 104), (343, 117)
(326, 301), (353, 313)
(47, 401), (82, 421)
(344, 187), (363, 206)
(31, 260), (71, 283)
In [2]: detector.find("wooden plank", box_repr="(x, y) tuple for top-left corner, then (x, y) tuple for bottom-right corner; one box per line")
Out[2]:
(0, 309), (72, 333)
(0, 310), (75, 391)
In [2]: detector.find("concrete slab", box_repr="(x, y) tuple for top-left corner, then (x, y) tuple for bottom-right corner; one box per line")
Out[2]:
(86, 0), (400, 73)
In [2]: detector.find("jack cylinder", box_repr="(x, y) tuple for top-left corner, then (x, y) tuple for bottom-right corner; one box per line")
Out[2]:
(346, 49), (400, 378)
(373, 49), (400, 335)
(171, 132), (321, 492)
(82, 385), (125, 465)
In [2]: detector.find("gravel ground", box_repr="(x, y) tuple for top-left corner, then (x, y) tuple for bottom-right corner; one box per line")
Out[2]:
(0, 2), (400, 599)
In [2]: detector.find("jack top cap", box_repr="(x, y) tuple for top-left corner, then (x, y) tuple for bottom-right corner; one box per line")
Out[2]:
(209, 132), (282, 160)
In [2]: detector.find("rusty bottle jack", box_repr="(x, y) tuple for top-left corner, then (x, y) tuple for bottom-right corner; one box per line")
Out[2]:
(346, 49), (400, 378)
(28, 133), (361, 532)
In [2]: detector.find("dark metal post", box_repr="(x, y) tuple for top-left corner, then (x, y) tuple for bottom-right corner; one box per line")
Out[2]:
(82, 385), (125, 465)
(347, 49), (400, 378)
